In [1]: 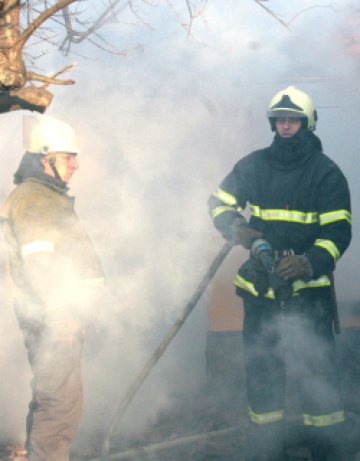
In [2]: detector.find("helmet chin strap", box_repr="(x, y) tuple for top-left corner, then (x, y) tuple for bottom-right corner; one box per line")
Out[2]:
(49, 158), (62, 182)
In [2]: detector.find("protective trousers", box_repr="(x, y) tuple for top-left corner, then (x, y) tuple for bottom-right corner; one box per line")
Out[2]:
(242, 293), (345, 461)
(16, 305), (84, 461)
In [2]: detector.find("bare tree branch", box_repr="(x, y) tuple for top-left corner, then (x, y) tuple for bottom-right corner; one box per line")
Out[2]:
(64, 0), (127, 44)
(254, 0), (291, 31)
(254, 0), (335, 30)
(287, 3), (334, 26)
(0, 0), (208, 113)
(16, 0), (76, 49)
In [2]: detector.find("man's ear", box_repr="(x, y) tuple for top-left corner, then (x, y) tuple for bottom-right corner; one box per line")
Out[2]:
(40, 157), (50, 173)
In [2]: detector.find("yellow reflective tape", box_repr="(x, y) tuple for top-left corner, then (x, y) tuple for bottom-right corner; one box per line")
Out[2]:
(319, 209), (352, 226)
(292, 275), (331, 292)
(234, 274), (275, 299)
(212, 188), (240, 207)
(234, 274), (330, 298)
(249, 406), (284, 424)
(234, 274), (331, 300)
(21, 240), (55, 259)
(265, 288), (276, 299)
(234, 274), (258, 296)
(303, 410), (345, 427)
(314, 239), (340, 262)
(250, 204), (318, 224)
(211, 206), (235, 218)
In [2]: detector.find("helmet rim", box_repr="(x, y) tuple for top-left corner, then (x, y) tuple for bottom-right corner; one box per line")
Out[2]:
(267, 109), (307, 119)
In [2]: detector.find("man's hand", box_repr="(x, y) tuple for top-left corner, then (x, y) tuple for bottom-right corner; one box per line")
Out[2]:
(229, 218), (262, 249)
(276, 255), (313, 281)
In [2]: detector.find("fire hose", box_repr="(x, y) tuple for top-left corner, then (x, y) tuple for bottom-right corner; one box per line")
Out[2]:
(100, 241), (233, 461)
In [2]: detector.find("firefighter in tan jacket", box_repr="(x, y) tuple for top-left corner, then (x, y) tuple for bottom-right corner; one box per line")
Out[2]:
(1, 116), (104, 461)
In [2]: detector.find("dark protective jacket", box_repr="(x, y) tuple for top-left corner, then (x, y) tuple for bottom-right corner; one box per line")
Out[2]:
(208, 130), (352, 300)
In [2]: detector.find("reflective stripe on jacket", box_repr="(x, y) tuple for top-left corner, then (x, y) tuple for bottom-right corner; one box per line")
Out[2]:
(208, 145), (351, 297)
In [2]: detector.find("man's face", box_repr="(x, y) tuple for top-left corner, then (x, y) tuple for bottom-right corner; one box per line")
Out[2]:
(275, 117), (302, 138)
(42, 152), (79, 183)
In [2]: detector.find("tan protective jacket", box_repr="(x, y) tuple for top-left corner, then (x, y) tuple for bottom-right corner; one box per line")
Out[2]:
(1, 177), (104, 308)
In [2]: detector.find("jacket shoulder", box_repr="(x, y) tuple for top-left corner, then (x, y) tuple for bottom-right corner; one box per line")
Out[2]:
(312, 151), (348, 181)
(232, 148), (267, 171)
(1, 181), (60, 220)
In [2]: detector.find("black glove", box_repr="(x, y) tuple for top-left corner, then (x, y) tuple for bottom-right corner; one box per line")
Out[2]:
(237, 258), (269, 296)
(276, 255), (313, 281)
(253, 261), (270, 296)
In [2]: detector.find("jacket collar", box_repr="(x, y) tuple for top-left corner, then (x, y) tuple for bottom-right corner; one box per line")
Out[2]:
(13, 152), (68, 193)
(266, 129), (322, 171)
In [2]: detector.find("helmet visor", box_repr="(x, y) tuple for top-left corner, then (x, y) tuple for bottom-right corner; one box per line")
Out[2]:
(267, 109), (307, 119)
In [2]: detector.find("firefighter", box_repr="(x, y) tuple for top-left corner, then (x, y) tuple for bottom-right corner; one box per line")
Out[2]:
(208, 87), (353, 461)
(1, 115), (104, 461)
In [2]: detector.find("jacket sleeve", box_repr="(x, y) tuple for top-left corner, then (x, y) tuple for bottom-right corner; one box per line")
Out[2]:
(305, 164), (352, 277)
(208, 158), (251, 241)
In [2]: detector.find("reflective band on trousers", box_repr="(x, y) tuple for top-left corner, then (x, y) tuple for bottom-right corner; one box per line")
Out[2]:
(314, 239), (340, 262)
(319, 209), (352, 225)
(249, 406), (284, 424)
(303, 410), (345, 427)
(234, 274), (331, 298)
(21, 240), (55, 259)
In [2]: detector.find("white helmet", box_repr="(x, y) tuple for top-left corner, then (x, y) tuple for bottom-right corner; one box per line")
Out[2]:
(24, 115), (80, 154)
(267, 86), (317, 131)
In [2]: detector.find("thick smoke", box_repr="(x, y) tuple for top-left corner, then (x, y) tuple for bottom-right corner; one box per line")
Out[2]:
(0, 0), (360, 453)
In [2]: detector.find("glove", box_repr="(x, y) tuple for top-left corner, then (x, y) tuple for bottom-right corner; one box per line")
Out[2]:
(237, 258), (269, 296)
(253, 263), (270, 296)
(276, 255), (313, 281)
(228, 217), (262, 249)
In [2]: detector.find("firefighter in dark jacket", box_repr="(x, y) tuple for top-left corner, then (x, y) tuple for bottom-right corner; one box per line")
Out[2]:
(1, 115), (104, 461)
(208, 86), (352, 461)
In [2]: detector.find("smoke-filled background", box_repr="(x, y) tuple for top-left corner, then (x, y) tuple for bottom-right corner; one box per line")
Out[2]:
(0, 0), (360, 452)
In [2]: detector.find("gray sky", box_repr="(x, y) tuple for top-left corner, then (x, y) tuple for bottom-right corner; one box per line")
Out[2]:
(0, 0), (360, 449)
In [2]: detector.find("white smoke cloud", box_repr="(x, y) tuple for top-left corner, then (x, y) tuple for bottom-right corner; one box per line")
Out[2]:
(0, 0), (360, 454)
